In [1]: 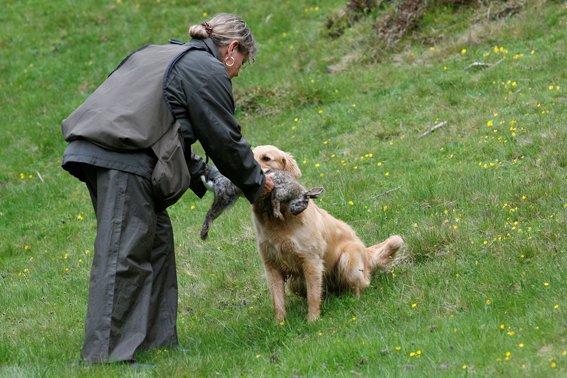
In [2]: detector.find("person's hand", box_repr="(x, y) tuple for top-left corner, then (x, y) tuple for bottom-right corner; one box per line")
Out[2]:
(263, 174), (275, 194)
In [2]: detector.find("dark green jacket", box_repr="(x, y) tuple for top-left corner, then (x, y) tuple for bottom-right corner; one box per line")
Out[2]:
(62, 38), (264, 207)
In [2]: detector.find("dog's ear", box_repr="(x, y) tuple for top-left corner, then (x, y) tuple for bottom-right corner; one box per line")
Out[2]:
(281, 153), (302, 178)
(306, 187), (324, 198)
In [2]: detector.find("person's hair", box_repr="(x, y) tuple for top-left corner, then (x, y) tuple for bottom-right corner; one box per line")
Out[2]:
(188, 13), (257, 61)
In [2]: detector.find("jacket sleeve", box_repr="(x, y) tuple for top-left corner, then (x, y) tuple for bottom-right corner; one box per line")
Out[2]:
(175, 118), (207, 198)
(179, 61), (265, 204)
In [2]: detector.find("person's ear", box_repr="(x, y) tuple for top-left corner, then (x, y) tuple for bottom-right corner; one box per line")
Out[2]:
(227, 40), (239, 56)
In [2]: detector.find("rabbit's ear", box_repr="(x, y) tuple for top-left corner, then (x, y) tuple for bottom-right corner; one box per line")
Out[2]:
(306, 187), (324, 198)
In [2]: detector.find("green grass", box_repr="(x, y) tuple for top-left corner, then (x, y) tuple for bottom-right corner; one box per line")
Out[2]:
(1, 0), (566, 376)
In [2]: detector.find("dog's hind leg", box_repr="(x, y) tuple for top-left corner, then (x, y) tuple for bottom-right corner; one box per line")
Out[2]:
(337, 244), (371, 296)
(367, 235), (404, 272)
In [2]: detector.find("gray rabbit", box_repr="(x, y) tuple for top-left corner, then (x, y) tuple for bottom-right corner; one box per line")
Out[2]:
(199, 165), (323, 240)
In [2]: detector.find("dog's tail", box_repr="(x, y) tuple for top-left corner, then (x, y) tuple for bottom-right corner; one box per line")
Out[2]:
(367, 235), (404, 272)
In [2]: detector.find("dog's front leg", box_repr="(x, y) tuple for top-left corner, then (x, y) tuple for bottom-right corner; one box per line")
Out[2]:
(264, 264), (286, 322)
(303, 258), (324, 321)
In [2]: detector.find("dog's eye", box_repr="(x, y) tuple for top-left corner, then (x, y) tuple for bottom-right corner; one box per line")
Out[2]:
(261, 156), (271, 162)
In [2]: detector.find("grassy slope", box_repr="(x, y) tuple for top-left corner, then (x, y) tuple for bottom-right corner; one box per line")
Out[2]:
(0, 0), (565, 376)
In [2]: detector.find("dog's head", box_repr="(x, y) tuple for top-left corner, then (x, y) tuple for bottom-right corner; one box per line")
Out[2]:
(253, 145), (302, 179)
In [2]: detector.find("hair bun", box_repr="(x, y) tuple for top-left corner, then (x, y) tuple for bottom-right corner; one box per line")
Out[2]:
(188, 24), (208, 39)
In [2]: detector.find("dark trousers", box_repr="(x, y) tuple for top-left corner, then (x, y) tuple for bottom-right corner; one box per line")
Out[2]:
(81, 166), (179, 363)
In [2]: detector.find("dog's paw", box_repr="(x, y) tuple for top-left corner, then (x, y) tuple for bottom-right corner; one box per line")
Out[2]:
(307, 312), (320, 322)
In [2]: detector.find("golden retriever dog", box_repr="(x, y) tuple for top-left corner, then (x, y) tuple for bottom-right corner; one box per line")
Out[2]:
(252, 145), (404, 322)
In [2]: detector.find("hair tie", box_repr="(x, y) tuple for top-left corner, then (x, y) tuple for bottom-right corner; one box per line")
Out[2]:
(201, 22), (213, 37)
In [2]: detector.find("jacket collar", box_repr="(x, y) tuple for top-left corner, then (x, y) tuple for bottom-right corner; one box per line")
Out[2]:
(187, 38), (222, 62)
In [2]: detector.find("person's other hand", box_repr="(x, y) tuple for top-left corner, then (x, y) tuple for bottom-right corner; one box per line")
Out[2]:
(263, 174), (275, 194)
